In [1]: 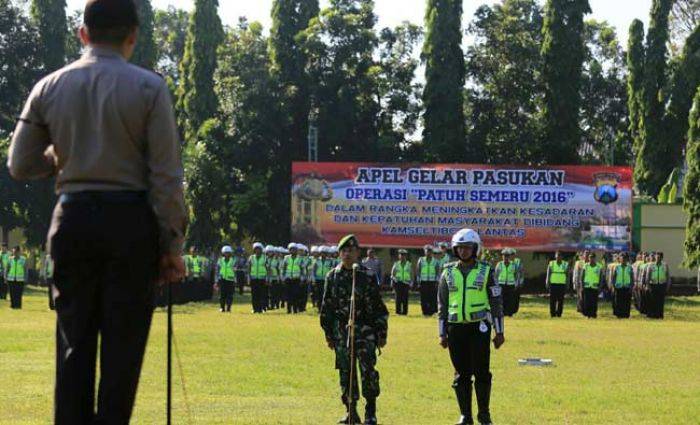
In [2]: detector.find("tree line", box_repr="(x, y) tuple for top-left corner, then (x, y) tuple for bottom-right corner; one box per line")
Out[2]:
(1, 0), (699, 268)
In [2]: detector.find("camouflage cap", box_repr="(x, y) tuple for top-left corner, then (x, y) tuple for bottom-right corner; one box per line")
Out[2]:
(337, 234), (359, 251)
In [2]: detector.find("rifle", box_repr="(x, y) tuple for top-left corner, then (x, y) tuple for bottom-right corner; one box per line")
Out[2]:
(347, 264), (358, 425)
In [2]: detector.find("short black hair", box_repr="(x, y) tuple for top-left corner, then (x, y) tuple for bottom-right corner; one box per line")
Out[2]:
(84, 0), (139, 45)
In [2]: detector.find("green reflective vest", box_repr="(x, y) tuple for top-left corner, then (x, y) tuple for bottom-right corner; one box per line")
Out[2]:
(284, 256), (303, 279)
(218, 257), (235, 281)
(192, 256), (205, 277)
(313, 258), (326, 280)
(249, 254), (268, 279)
(613, 264), (632, 288)
(648, 264), (667, 285)
(583, 264), (601, 289)
(496, 261), (517, 285)
(7, 256), (27, 282)
(268, 258), (280, 278)
(549, 261), (568, 285)
(446, 262), (491, 323)
(394, 261), (411, 282)
(44, 256), (54, 279)
(419, 257), (438, 281)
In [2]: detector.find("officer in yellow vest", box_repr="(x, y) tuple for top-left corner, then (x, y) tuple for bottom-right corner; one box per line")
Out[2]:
(282, 243), (304, 314)
(546, 251), (569, 317)
(391, 249), (413, 315)
(41, 251), (56, 310)
(632, 252), (645, 313)
(578, 252), (605, 318)
(609, 252), (634, 318)
(298, 244), (311, 312)
(311, 246), (333, 310)
(496, 248), (522, 317)
(6, 246), (27, 309)
(0, 243), (9, 300)
(643, 251), (670, 319)
(216, 246), (236, 312)
(184, 246), (204, 303)
(247, 242), (268, 313)
(438, 229), (504, 425)
(416, 245), (440, 316)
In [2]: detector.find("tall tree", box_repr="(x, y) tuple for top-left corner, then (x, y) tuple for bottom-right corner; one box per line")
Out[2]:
(664, 24), (700, 170)
(376, 22), (424, 161)
(670, 0), (700, 55)
(579, 20), (631, 165)
(269, 0), (319, 161)
(176, 0), (223, 141)
(422, 0), (466, 162)
(626, 19), (645, 156)
(31, 0), (67, 73)
(465, 0), (544, 165)
(540, 0), (591, 164)
(65, 10), (83, 62)
(153, 6), (189, 93)
(131, 0), (157, 69)
(683, 87), (700, 269)
(301, 0), (380, 161)
(269, 0), (318, 240)
(635, 0), (673, 195)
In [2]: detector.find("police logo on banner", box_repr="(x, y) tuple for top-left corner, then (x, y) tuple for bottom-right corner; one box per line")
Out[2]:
(592, 172), (620, 205)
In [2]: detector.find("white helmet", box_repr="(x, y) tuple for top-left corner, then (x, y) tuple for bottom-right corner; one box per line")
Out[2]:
(253, 242), (264, 251)
(221, 245), (233, 254)
(288, 243), (298, 251)
(299, 244), (309, 252)
(451, 228), (481, 258)
(264, 245), (274, 254)
(311, 246), (319, 254)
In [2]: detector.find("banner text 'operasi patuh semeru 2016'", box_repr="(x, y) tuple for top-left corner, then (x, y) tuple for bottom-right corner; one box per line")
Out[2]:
(291, 162), (632, 251)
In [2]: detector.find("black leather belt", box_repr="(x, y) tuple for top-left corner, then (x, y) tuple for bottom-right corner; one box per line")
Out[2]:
(59, 191), (148, 204)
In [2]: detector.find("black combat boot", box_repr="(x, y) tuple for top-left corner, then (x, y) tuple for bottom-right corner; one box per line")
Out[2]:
(338, 401), (361, 424)
(454, 382), (473, 425)
(475, 381), (492, 425)
(364, 398), (377, 425)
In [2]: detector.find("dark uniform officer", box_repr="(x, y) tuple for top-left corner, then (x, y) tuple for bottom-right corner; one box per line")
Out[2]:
(438, 228), (505, 425)
(321, 234), (388, 425)
(7, 0), (187, 422)
(578, 252), (605, 318)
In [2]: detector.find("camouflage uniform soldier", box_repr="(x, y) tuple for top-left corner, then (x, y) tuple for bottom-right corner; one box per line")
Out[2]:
(321, 234), (389, 425)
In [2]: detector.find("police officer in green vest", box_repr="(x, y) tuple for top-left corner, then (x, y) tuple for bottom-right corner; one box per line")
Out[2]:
(545, 251), (569, 317)
(216, 245), (236, 312)
(41, 251), (56, 310)
(438, 228), (504, 425)
(391, 249), (413, 315)
(643, 251), (670, 319)
(6, 246), (27, 309)
(184, 246), (203, 302)
(282, 243), (304, 314)
(495, 248), (521, 317)
(578, 252), (605, 318)
(416, 245), (440, 316)
(248, 242), (269, 313)
(311, 246), (332, 310)
(609, 252), (634, 318)
(0, 243), (10, 300)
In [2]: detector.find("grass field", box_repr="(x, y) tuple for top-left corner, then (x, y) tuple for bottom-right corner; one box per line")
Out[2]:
(1, 287), (699, 425)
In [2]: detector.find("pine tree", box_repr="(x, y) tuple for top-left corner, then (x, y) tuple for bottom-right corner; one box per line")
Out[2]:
(176, 0), (224, 140)
(683, 88), (700, 268)
(31, 0), (67, 73)
(269, 0), (318, 161)
(626, 19), (645, 156)
(635, 0), (673, 195)
(422, 0), (466, 162)
(130, 0), (157, 69)
(540, 0), (591, 164)
(268, 0), (318, 243)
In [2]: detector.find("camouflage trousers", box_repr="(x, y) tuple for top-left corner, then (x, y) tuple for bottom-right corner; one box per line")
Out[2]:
(334, 334), (380, 402)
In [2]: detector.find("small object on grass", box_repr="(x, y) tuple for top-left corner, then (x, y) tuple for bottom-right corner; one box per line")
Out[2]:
(518, 358), (553, 366)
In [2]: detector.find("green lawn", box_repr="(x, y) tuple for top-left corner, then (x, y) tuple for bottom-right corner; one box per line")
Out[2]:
(1, 287), (699, 424)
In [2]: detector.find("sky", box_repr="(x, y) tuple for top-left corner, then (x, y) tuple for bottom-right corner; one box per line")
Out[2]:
(66, 0), (653, 45)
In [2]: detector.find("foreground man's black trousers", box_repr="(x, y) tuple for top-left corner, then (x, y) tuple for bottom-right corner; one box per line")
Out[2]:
(49, 194), (159, 425)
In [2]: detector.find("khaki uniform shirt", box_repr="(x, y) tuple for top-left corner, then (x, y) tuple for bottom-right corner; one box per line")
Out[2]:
(8, 47), (186, 254)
